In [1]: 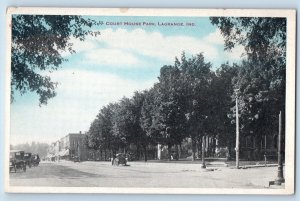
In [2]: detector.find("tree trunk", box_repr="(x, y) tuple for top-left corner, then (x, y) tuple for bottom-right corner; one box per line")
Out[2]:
(227, 139), (231, 161)
(197, 138), (201, 159)
(136, 143), (140, 160)
(178, 143), (182, 159)
(205, 136), (211, 157)
(124, 146), (127, 155)
(143, 145), (148, 162)
(175, 144), (179, 160)
(168, 144), (172, 161)
(191, 137), (196, 161)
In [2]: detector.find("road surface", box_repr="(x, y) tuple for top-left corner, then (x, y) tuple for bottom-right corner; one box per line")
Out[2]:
(9, 161), (283, 188)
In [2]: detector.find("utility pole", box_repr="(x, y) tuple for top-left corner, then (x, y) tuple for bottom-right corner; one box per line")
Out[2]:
(275, 111), (285, 185)
(264, 135), (267, 167)
(201, 135), (206, 168)
(235, 97), (240, 169)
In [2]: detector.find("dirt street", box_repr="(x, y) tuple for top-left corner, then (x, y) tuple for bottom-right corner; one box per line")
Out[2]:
(9, 161), (284, 188)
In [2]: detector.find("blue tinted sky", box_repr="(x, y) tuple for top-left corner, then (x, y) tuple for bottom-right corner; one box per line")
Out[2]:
(11, 15), (245, 145)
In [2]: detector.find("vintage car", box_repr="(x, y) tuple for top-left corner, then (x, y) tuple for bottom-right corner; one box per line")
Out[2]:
(10, 150), (26, 173)
(24, 152), (32, 168)
(112, 153), (128, 166)
(73, 156), (81, 163)
(31, 154), (40, 167)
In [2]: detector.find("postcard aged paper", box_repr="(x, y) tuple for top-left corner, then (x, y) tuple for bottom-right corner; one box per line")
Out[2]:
(5, 7), (296, 194)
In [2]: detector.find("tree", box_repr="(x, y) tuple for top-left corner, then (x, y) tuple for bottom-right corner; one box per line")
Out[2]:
(86, 118), (103, 153)
(175, 53), (213, 160)
(209, 17), (286, 64)
(12, 142), (49, 158)
(210, 17), (286, 159)
(11, 15), (100, 105)
(154, 65), (187, 160)
(131, 91), (149, 161)
(229, 60), (284, 159)
(210, 63), (238, 157)
(140, 85), (161, 158)
(86, 103), (118, 159)
(210, 17), (286, 112)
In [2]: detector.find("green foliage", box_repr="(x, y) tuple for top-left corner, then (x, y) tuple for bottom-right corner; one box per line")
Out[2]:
(176, 53), (213, 139)
(86, 103), (118, 152)
(11, 15), (100, 105)
(210, 17), (286, 139)
(210, 17), (286, 64)
(86, 17), (286, 159)
(154, 64), (186, 146)
(140, 86), (160, 140)
(210, 63), (238, 143)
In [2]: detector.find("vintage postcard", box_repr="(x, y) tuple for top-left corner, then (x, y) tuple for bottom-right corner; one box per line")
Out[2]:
(5, 7), (296, 194)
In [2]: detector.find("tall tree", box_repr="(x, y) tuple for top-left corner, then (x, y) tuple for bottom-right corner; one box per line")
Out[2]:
(86, 103), (118, 159)
(211, 17), (286, 158)
(210, 17), (286, 111)
(112, 97), (136, 154)
(209, 17), (286, 64)
(140, 85), (161, 157)
(154, 65), (187, 159)
(210, 63), (238, 157)
(11, 15), (100, 105)
(131, 91), (149, 161)
(175, 53), (213, 160)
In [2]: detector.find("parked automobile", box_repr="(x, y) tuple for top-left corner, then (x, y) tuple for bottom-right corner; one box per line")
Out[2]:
(24, 152), (32, 168)
(72, 156), (81, 163)
(10, 150), (26, 173)
(112, 153), (128, 166)
(31, 154), (40, 167)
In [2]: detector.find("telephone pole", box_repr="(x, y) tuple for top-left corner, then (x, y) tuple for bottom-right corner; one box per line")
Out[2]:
(235, 97), (240, 169)
(201, 135), (206, 169)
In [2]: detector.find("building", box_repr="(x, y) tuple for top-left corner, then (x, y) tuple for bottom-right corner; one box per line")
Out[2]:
(60, 132), (88, 161)
(46, 132), (89, 161)
(46, 140), (60, 161)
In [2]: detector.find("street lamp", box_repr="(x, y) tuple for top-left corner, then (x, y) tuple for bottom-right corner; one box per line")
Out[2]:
(274, 111), (285, 185)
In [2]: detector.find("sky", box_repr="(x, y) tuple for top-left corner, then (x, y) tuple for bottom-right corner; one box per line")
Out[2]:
(10, 15), (245, 145)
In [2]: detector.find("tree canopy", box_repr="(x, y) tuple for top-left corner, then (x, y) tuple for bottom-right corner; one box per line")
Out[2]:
(209, 17), (286, 64)
(210, 17), (286, 139)
(85, 17), (286, 161)
(11, 15), (100, 105)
